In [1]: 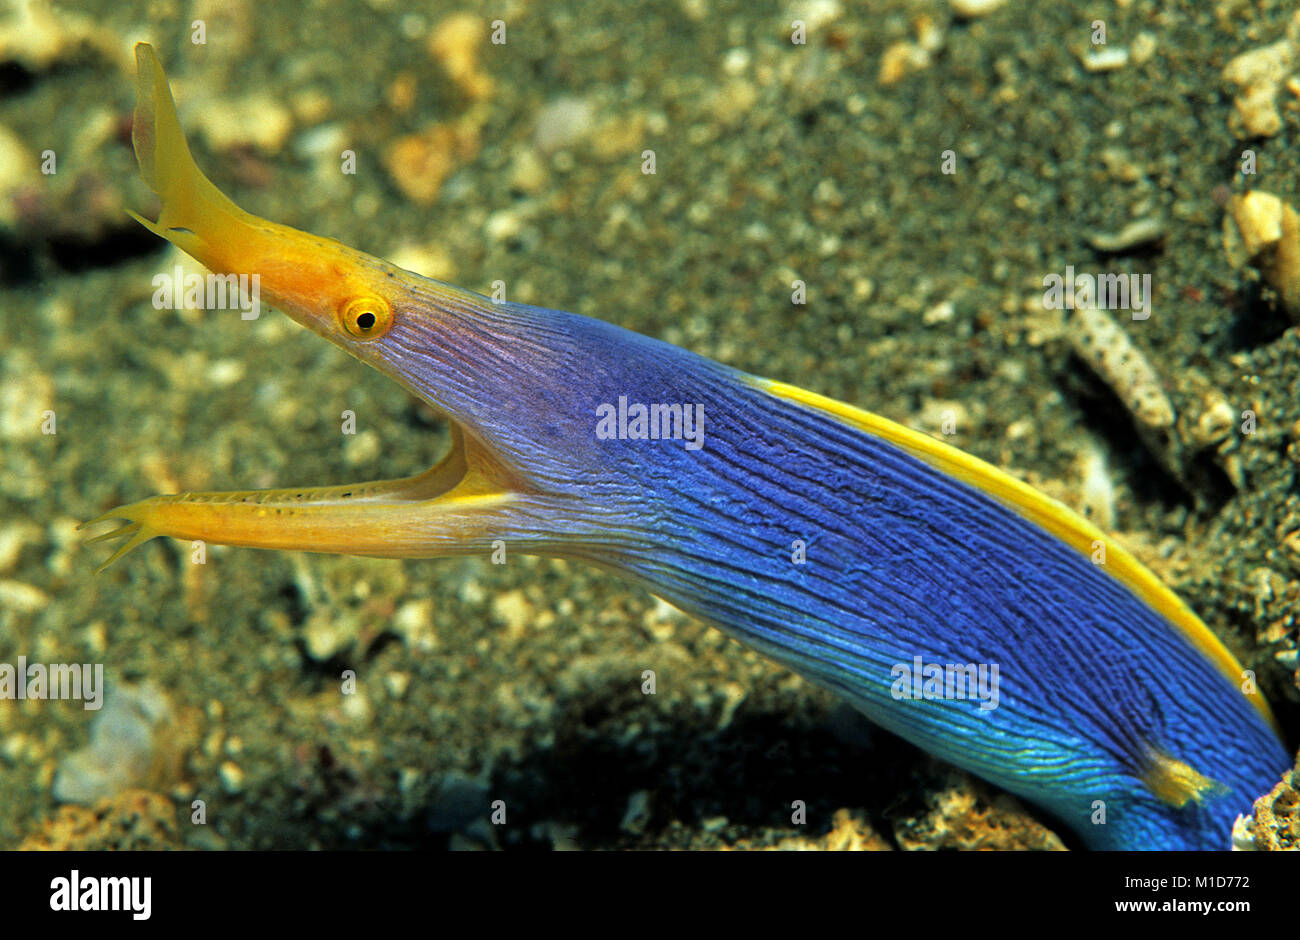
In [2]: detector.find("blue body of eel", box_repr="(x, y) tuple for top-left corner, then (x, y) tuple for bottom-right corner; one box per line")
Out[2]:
(88, 45), (1289, 850)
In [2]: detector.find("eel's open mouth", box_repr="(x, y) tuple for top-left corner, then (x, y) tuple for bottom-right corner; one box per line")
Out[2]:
(84, 45), (539, 570)
(81, 421), (528, 570)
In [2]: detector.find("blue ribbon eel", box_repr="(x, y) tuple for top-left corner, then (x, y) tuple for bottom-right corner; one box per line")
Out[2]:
(83, 44), (1289, 850)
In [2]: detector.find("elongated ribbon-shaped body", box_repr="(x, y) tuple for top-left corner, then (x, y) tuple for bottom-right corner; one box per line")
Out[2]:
(87, 45), (1289, 849)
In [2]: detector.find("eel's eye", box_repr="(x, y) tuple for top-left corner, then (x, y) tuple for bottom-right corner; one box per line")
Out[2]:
(341, 296), (392, 339)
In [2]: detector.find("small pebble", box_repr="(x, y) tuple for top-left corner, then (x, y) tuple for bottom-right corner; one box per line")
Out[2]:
(0, 369), (55, 442)
(1079, 46), (1130, 73)
(1087, 216), (1166, 253)
(392, 598), (438, 651)
(428, 12), (493, 100)
(508, 149), (548, 194)
(923, 300), (955, 325)
(219, 760), (244, 794)
(344, 429), (381, 466)
(1221, 26), (1296, 139)
(0, 580), (48, 613)
(303, 613), (351, 661)
(950, 0), (1006, 16)
(879, 42), (930, 86)
(620, 790), (653, 835)
(53, 683), (180, 804)
(1229, 191), (1300, 321)
(492, 589), (532, 637)
(206, 359), (246, 388)
(387, 243), (457, 281)
(722, 48), (750, 76)
(534, 96), (596, 154)
(385, 671), (411, 698)
(0, 522), (39, 574)
(342, 692), (370, 724)
(193, 96), (294, 153)
(1131, 32), (1157, 66)
(385, 121), (480, 206)
(700, 815), (729, 832)
(293, 123), (347, 161)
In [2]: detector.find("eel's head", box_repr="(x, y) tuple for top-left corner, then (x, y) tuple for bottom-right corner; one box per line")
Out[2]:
(85, 44), (654, 569)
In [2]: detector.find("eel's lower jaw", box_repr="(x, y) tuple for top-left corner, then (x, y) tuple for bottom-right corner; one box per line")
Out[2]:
(80, 423), (533, 571)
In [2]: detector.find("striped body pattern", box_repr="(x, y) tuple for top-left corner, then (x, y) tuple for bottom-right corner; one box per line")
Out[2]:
(375, 297), (1287, 850)
(91, 45), (1289, 851)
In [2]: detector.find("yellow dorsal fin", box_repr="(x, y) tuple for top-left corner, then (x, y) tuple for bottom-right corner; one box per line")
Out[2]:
(757, 377), (1280, 734)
